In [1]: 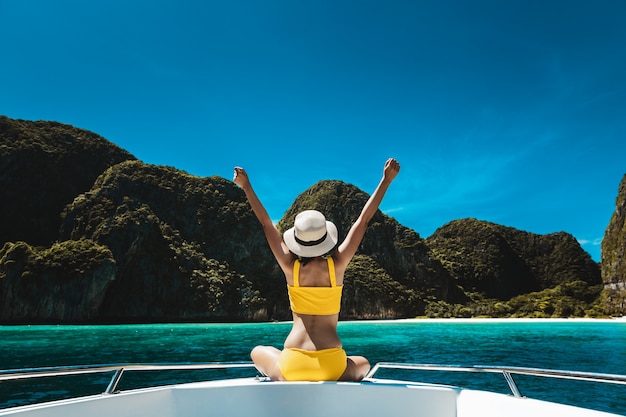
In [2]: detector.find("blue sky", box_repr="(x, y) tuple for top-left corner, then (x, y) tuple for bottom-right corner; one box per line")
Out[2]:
(2, 0), (625, 262)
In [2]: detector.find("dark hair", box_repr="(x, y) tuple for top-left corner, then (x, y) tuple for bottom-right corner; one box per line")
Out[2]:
(294, 248), (337, 266)
(297, 256), (314, 266)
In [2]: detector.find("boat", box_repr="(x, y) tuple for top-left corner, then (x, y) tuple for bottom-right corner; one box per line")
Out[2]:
(1, 362), (625, 416)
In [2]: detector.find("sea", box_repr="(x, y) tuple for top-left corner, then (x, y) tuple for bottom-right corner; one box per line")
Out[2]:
(1, 319), (625, 414)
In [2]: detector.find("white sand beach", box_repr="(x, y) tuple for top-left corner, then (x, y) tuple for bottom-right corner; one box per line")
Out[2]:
(352, 317), (626, 324)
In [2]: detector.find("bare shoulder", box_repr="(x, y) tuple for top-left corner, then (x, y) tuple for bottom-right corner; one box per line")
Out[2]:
(329, 254), (349, 281)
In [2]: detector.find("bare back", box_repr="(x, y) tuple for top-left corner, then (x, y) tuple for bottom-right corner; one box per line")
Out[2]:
(283, 256), (346, 351)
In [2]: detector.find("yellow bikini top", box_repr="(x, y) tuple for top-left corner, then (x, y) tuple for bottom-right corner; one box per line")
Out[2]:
(287, 257), (343, 315)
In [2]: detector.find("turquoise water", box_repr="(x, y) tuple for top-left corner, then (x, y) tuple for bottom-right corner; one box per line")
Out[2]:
(1, 320), (625, 414)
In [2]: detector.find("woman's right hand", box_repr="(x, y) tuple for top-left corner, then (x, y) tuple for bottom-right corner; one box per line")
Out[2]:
(383, 158), (400, 182)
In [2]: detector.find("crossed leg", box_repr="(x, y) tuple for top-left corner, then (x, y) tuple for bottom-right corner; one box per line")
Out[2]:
(340, 355), (370, 381)
(250, 345), (370, 382)
(250, 345), (285, 380)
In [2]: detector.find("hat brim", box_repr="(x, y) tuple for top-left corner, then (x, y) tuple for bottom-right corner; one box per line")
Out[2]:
(283, 221), (338, 258)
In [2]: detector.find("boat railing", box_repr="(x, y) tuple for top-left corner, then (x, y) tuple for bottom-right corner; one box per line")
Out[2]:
(365, 362), (626, 398)
(2, 362), (626, 402)
(0, 362), (257, 395)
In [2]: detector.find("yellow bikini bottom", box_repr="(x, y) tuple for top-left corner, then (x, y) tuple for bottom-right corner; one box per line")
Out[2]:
(278, 347), (347, 381)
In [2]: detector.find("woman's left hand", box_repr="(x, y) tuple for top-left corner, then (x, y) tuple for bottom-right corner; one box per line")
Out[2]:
(233, 167), (250, 189)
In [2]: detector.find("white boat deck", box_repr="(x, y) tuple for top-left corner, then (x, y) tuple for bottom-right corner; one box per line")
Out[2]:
(0, 377), (622, 417)
(1, 363), (624, 417)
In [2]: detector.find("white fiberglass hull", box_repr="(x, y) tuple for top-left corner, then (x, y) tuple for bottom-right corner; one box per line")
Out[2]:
(0, 377), (621, 417)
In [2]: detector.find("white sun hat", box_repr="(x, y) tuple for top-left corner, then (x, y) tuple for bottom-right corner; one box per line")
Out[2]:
(283, 210), (338, 257)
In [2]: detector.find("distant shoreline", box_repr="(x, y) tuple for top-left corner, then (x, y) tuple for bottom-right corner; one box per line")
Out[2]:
(349, 317), (626, 324)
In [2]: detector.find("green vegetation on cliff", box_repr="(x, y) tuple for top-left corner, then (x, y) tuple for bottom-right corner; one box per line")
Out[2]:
(425, 281), (604, 319)
(427, 218), (601, 298)
(59, 160), (278, 322)
(342, 254), (422, 319)
(0, 239), (115, 322)
(601, 174), (626, 316)
(0, 116), (135, 247)
(425, 218), (608, 318)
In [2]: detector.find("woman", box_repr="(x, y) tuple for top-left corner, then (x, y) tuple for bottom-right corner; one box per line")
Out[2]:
(233, 158), (400, 381)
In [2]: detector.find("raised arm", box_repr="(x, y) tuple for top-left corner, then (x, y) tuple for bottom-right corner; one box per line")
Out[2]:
(334, 158), (400, 268)
(233, 167), (292, 269)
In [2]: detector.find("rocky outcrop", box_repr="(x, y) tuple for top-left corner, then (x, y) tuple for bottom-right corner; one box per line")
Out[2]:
(601, 174), (626, 315)
(426, 219), (602, 300)
(59, 161), (278, 321)
(0, 116), (135, 246)
(0, 240), (115, 322)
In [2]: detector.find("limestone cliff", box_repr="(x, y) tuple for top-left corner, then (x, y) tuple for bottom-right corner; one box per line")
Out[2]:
(0, 240), (115, 322)
(601, 174), (626, 315)
(0, 116), (135, 246)
(426, 219), (601, 300)
(59, 161), (277, 321)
